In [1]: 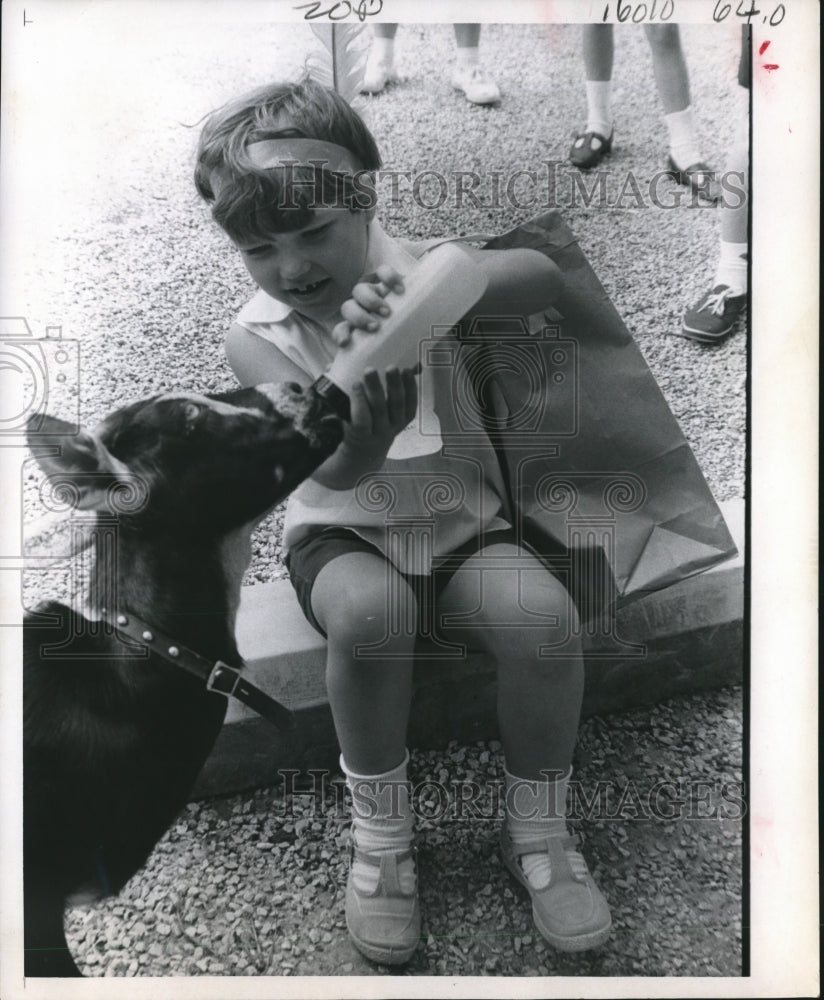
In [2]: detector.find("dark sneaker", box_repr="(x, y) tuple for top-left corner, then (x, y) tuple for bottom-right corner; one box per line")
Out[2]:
(680, 285), (747, 343)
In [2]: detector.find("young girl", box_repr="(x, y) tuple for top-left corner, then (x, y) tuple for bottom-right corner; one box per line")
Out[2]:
(195, 78), (611, 965)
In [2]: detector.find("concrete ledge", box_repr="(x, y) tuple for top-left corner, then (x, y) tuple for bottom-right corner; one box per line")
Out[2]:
(193, 500), (744, 799)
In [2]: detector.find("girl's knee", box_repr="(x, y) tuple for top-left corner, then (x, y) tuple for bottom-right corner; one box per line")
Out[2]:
(457, 564), (580, 658)
(314, 560), (417, 652)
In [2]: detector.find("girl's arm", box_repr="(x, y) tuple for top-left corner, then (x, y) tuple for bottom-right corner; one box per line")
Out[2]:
(227, 322), (417, 492)
(225, 322), (311, 388)
(462, 246), (563, 318)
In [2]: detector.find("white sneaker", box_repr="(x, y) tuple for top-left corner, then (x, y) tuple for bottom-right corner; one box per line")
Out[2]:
(450, 64), (501, 105)
(361, 52), (398, 94)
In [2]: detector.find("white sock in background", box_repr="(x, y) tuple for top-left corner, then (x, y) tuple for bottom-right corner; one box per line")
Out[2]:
(584, 80), (613, 138)
(341, 752), (415, 894)
(370, 35), (395, 68)
(665, 106), (703, 169)
(455, 45), (480, 70)
(713, 242), (748, 295)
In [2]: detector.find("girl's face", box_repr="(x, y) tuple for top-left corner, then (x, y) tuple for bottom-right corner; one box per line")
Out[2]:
(233, 206), (374, 321)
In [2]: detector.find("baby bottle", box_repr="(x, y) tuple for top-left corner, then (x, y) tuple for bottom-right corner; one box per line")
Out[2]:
(313, 242), (488, 419)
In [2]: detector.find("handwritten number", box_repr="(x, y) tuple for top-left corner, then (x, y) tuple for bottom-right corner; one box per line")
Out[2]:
(354, 0), (383, 19)
(735, 0), (760, 22)
(603, 0), (673, 21)
(714, 0), (785, 22)
(713, 0), (732, 21)
(294, 0), (382, 20)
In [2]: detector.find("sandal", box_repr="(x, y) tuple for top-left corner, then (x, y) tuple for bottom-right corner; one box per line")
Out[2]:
(569, 130), (613, 169)
(345, 844), (421, 965)
(665, 155), (721, 202)
(500, 826), (612, 952)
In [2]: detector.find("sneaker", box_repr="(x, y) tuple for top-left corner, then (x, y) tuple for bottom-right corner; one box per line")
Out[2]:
(680, 284), (747, 343)
(361, 54), (398, 94)
(500, 826), (612, 952)
(345, 844), (421, 965)
(451, 64), (501, 105)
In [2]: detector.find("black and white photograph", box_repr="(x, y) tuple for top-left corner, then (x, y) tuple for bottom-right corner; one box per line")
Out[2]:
(0, 1), (818, 997)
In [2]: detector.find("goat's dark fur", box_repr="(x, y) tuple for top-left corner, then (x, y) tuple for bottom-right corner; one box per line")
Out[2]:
(23, 383), (341, 976)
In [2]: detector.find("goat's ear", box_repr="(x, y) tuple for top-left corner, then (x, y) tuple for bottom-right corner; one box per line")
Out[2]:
(26, 413), (132, 511)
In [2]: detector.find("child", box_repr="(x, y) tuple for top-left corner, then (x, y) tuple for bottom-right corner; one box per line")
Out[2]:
(361, 23), (500, 105)
(570, 24), (719, 202)
(195, 78), (611, 965)
(679, 26), (750, 342)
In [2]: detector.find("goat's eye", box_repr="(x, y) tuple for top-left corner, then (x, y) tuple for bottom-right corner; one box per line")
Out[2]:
(183, 402), (201, 425)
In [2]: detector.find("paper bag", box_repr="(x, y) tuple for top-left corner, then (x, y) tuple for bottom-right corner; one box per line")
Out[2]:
(471, 211), (738, 622)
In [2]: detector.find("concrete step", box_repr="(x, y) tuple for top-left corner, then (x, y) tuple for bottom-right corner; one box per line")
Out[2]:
(193, 499), (744, 799)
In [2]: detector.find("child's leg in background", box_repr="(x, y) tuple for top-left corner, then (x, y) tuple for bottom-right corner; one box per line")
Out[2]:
(362, 23), (400, 94)
(451, 23), (501, 105)
(310, 551), (420, 963)
(582, 24), (614, 135)
(645, 23), (716, 192)
(717, 124), (749, 291)
(569, 25), (614, 167)
(437, 542), (611, 951)
(680, 120), (749, 341)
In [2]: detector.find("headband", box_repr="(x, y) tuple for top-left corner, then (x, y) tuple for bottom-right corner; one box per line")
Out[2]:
(245, 138), (362, 174)
(209, 138), (364, 200)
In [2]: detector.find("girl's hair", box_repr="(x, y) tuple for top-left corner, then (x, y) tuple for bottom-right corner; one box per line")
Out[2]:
(194, 79), (381, 243)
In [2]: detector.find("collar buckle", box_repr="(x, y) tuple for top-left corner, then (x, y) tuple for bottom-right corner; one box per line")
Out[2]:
(206, 660), (241, 698)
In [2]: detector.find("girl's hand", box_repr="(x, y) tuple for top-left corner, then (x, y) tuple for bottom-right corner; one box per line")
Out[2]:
(311, 365), (418, 490)
(332, 265), (405, 347)
(344, 365), (418, 458)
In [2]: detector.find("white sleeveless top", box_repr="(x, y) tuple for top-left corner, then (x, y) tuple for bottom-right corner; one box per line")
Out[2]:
(235, 220), (510, 575)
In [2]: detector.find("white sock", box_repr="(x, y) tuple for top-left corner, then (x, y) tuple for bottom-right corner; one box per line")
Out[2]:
(665, 106), (703, 170)
(455, 46), (480, 70)
(585, 80), (613, 138)
(713, 241), (748, 296)
(341, 752), (415, 894)
(505, 766), (586, 890)
(370, 35), (395, 67)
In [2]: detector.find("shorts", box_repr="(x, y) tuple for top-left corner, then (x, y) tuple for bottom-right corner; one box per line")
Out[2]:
(285, 526), (538, 638)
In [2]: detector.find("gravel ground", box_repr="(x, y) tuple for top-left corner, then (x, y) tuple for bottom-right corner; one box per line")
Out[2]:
(12, 15), (746, 985)
(64, 686), (743, 979)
